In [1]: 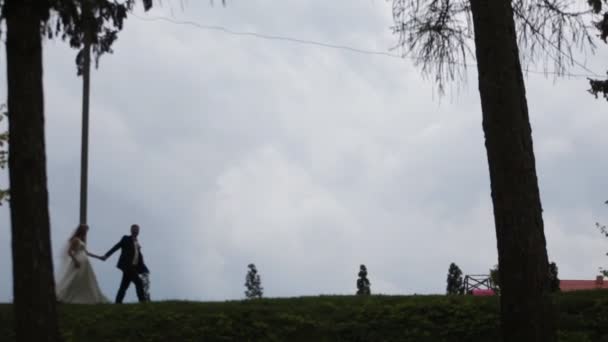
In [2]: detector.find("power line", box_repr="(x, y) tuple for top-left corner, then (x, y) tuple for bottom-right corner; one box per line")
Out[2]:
(132, 14), (403, 59)
(132, 13), (604, 79)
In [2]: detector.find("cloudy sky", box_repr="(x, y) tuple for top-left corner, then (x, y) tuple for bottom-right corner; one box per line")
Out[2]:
(1, 0), (608, 303)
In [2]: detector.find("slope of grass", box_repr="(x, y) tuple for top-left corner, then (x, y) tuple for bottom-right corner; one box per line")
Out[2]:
(0, 291), (607, 341)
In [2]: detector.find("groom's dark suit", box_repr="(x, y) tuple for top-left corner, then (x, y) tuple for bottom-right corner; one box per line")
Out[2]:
(105, 235), (149, 303)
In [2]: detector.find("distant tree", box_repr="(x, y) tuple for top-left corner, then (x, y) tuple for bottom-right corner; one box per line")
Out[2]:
(489, 264), (500, 293)
(244, 263), (263, 299)
(356, 264), (371, 295)
(548, 262), (560, 293)
(446, 263), (464, 295)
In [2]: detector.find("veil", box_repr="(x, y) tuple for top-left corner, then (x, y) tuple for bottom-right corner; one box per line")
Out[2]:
(55, 226), (79, 281)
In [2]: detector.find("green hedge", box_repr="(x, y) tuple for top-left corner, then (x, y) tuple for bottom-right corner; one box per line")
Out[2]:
(0, 291), (607, 341)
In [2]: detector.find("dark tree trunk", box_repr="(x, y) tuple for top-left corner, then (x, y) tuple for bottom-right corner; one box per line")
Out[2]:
(469, 1), (556, 341)
(5, 0), (61, 341)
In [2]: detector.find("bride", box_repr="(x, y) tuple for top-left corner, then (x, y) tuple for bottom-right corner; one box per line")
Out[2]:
(56, 224), (109, 304)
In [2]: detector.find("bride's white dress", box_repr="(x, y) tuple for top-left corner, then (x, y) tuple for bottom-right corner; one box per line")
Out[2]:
(56, 238), (109, 304)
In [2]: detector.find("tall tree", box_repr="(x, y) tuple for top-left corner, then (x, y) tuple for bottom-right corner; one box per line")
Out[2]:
(1, 1), (153, 340)
(3, 1), (61, 340)
(446, 262), (464, 295)
(391, 1), (601, 341)
(470, 2), (555, 338)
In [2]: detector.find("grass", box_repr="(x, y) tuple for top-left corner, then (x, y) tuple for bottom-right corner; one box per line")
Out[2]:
(1, 291), (608, 341)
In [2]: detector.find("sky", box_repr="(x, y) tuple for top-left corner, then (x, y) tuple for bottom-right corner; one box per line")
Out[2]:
(1, 0), (608, 303)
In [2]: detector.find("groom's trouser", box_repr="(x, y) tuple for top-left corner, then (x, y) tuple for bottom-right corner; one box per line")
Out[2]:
(115, 266), (146, 303)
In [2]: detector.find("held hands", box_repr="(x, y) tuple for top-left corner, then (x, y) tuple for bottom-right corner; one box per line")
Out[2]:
(88, 252), (107, 261)
(89, 254), (107, 261)
(95, 253), (108, 261)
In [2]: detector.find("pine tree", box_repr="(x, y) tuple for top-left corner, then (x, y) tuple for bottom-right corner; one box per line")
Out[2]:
(446, 263), (464, 295)
(490, 264), (500, 293)
(391, 1), (603, 339)
(548, 262), (560, 293)
(244, 263), (263, 299)
(356, 264), (371, 295)
(4, 2), (62, 340)
(1, 2), (154, 340)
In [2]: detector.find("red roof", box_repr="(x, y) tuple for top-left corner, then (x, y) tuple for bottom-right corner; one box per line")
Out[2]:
(560, 279), (608, 292)
(472, 289), (495, 296)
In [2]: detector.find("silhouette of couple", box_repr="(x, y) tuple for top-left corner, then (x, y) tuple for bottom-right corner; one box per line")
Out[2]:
(55, 224), (150, 304)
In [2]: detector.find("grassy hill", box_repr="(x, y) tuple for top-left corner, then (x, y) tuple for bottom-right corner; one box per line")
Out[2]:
(1, 291), (607, 341)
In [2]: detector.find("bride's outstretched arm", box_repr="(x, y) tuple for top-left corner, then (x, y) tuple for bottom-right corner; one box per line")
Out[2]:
(86, 251), (103, 260)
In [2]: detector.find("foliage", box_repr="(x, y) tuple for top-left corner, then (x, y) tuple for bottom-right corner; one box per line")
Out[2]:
(589, 76), (608, 101)
(446, 262), (464, 295)
(1, 291), (608, 341)
(244, 264), (263, 299)
(587, 1), (608, 101)
(549, 262), (560, 293)
(0, 0), (153, 74)
(0, 105), (7, 205)
(27, 0), (227, 74)
(356, 265), (371, 295)
(595, 201), (608, 277)
(48, 0), (152, 74)
(390, 0), (605, 93)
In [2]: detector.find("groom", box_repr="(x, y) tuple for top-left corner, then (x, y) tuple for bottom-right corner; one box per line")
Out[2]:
(103, 224), (149, 303)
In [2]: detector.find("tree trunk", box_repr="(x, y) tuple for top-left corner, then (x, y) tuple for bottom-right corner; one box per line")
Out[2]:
(469, 1), (556, 341)
(5, 0), (61, 341)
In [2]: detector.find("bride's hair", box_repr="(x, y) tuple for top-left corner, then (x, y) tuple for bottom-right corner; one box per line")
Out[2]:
(70, 224), (88, 244)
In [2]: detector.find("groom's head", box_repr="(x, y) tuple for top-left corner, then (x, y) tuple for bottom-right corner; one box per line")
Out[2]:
(131, 224), (140, 237)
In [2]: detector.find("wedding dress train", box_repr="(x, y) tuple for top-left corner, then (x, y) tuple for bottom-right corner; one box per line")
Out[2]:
(56, 238), (109, 304)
